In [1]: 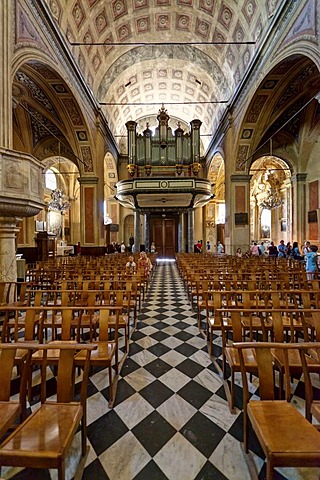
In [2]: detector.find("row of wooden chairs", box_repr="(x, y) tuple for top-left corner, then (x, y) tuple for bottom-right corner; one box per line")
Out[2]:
(0, 341), (96, 480)
(215, 307), (320, 412)
(234, 341), (320, 480)
(1, 304), (124, 407)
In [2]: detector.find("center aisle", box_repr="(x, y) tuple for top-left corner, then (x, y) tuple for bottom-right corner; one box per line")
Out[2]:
(84, 260), (248, 480)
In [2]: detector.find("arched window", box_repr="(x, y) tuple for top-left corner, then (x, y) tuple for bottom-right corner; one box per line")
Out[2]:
(261, 208), (271, 238)
(45, 169), (57, 190)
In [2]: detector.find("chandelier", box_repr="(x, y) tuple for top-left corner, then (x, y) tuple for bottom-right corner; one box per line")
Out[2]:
(259, 187), (283, 210)
(48, 188), (71, 212)
(48, 142), (71, 213)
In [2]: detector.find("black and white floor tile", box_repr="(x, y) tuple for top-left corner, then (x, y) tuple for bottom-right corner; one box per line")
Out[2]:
(3, 261), (320, 480)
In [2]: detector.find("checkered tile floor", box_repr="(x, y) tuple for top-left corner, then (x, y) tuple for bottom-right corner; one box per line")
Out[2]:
(4, 261), (320, 480)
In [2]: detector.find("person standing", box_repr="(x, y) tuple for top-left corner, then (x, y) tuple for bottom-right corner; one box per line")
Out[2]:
(217, 241), (224, 254)
(120, 241), (126, 253)
(250, 242), (260, 256)
(196, 240), (202, 253)
(278, 240), (287, 258)
(305, 245), (318, 279)
(292, 241), (303, 260)
(138, 251), (152, 277)
(268, 241), (278, 257)
(206, 240), (211, 252)
(303, 241), (311, 255)
(129, 234), (134, 252)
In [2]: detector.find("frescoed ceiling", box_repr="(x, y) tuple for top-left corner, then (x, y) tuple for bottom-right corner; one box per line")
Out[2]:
(44, 0), (282, 151)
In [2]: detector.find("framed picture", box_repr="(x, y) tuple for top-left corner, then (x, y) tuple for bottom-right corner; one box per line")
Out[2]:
(280, 220), (286, 232)
(261, 225), (270, 238)
(308, 210), (317, 223)
(235, 213), (248, 225)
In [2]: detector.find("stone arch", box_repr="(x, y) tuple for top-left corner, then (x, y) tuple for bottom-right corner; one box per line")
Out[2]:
(11, 55), (96, 175)
(249, 155), (292, 244)
(234, 54), (320, 175)
(41, 156), (80, 243)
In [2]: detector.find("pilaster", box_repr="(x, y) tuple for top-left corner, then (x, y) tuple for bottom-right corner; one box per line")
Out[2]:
(0, 1), (13, 148)
(291, 173), (307, 245)
(187, 208), (194, 253)
(134, 209), (141, 253)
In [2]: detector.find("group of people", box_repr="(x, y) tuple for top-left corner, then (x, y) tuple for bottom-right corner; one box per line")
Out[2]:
(236, 240), (319, 278)
(125, 251), (153, 276)
(107, 238), (157, 255)
(195, 240), (225, 254)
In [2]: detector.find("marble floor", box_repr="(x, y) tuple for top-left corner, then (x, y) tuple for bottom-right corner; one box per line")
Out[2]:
(3, 260), (320, 480)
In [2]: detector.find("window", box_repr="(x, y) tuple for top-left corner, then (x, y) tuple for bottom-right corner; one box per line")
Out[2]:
(217, 203), (225, 224)
(261, 208), (271, 238)
(45, 169), (57, 190)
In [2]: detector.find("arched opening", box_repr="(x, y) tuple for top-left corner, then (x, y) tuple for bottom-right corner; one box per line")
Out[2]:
(249, 156), (291, 245)
(207, 153), (225, 251)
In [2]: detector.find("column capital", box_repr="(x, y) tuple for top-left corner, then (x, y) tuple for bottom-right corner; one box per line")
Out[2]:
(291, 173), (307, 183)
(77, 176), (99, 185)
(230, 174), (252, 183)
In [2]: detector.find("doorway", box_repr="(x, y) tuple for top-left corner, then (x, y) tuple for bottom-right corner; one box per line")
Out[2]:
(150, 216), (177, 258)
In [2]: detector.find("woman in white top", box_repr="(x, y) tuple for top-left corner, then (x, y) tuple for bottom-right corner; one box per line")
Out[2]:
(126, 255), (136, 272)
(217, 241), (224, 254)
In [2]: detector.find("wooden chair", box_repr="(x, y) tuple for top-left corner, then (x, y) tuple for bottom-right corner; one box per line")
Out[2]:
(0, 342), (96, 480)
(234, 341), (320, 480)
(222, 310), (259, 413)
(0, 343), (34, 439)
(270, 310), (320, 398)
(2, 290), (44, 343)
(76, 308), (120, 407)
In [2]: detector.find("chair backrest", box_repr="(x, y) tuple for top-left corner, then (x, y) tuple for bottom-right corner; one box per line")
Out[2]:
(0, 343), (35, 405)
(235, 342), (320, 417)
(99, 308), (119, 342)
(60, 308), (76, 340)
(39, 343), (96, 405)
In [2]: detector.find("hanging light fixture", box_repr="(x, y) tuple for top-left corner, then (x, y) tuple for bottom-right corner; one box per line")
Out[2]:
(48, 143), (71, 212)
(259, 138), (284, 210)
(259, 189), (283, 210)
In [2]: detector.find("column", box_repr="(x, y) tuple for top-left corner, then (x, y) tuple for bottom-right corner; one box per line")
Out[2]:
(190, 119), (202, 162)
(187, 208), (194, 253)
(292, 173), (307, 246)
(0, 217), (21, 282)
(175, 124), (184, 165)
(178, 212), (185, 252)
(229, 174), (251, 254)
(202, 205), (207, 254)
(0, 1), (13, 149)
(143, 125), (152, 166)
(78, 176), (99, 245)
(144, 213), (150, 251)
(134, 209), (141, 253)
(126, 121), (137, 164)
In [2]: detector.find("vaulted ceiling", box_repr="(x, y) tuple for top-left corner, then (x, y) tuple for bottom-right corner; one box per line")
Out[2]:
(44, 0), (282, 151)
